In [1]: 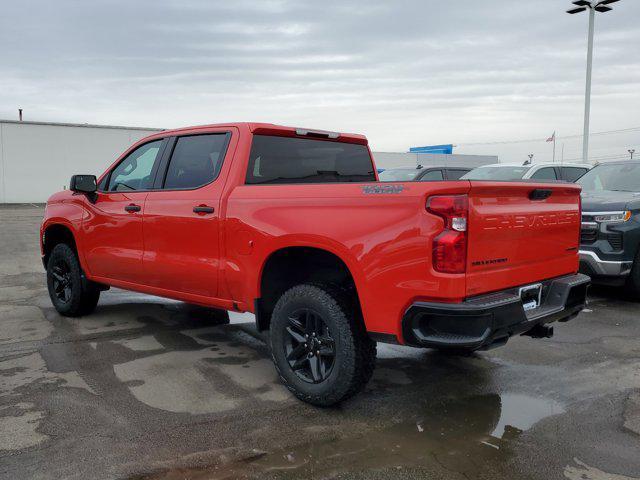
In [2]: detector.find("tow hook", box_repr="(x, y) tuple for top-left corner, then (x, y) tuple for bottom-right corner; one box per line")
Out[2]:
(522, 324), (554, 339)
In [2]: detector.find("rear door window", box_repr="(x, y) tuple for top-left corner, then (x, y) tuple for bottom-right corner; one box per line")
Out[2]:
(163, 134), (229, 189)
(378, 169), (421, 181)
(419, 169), (444, 181)
(246, 135), (375, 184)
(530, 167), (558, 180)
(446, 169), (469, 180)
(561, 167), (588, 182)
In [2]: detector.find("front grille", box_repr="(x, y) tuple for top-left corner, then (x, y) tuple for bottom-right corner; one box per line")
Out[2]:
(580, 218), (598, 245)
(580, 229), (597, 244)
(607, 232), (623, 250)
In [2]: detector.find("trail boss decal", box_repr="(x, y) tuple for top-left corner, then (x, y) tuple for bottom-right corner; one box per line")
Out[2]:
(362, 184), (404, 194)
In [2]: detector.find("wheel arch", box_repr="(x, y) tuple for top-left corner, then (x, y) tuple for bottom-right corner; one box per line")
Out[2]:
(42, 222), (79, 268)
(254, 246), (365, 332)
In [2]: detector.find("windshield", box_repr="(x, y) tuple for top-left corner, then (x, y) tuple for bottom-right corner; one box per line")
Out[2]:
(461, 166), (529, 181)
(577, 163), (640, 192)
(378, 169), (421, 182)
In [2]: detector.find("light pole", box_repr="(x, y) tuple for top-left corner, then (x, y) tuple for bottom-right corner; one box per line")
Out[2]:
(630, 149), (636, 160)
(567, 0), (620, 164)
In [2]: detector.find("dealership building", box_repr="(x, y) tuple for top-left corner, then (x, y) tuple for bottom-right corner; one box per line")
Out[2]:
(0, 119), (496, 203)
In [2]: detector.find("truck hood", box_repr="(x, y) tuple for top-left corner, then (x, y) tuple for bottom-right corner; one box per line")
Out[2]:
(581, 190), (640, 212)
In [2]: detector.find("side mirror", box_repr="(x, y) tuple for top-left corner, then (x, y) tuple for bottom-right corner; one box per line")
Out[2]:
(70, 175), (97, 193)
(70, 175), (98, 203)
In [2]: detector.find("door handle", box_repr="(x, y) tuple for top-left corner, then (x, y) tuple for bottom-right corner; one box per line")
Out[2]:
(193, 205), (215, 214)
(124, 204), (141, 213)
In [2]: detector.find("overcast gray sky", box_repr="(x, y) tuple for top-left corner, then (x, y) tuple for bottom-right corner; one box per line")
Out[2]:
(1, 0), (638, 161)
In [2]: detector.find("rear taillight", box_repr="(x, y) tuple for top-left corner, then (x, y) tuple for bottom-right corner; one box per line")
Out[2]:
(427, 195), (468, 274)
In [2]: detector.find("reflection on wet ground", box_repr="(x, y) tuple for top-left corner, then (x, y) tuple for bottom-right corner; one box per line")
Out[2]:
(2, 287), (574, 480)
(139, 392), (563, 479)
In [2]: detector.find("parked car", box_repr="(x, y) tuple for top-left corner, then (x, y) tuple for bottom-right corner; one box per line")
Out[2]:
(40, 123), (589, 406)
(577, 161), (640, 293)
(378, 165), (470, 182)
(461, 162), (590, 182)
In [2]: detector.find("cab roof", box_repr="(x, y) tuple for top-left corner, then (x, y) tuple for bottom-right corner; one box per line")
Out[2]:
(157, 122), (368, 145)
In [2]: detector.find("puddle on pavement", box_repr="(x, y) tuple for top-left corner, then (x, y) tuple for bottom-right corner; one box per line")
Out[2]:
(140, 392), (565, 479)
(491, 393), (564, 439)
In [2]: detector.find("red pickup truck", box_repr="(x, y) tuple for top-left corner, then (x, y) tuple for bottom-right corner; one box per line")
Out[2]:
(41, 123), (589, 406)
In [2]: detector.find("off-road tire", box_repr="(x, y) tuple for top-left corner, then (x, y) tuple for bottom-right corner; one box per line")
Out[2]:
(47, 243), (100, 317)
(269, 284), (376, 407)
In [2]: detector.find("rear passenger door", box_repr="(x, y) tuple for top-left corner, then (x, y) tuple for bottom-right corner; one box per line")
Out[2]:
(142, 131), (233, 298)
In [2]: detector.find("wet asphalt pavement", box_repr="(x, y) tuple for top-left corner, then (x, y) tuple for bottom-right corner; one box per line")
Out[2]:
(1, 205), (639, 480)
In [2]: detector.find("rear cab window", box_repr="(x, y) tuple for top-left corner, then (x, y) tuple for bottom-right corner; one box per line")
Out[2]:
(246, 135), (375, 184)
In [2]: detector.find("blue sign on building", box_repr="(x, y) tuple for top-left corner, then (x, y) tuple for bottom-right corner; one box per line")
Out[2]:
(409, 144), (454, 155)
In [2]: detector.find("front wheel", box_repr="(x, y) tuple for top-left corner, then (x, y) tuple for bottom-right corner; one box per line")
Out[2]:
(269, 284), (376, 406)
(47, 243), (100, 317)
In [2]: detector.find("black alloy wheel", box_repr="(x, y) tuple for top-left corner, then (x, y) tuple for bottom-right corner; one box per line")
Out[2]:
(46, 243), (101, 317)
(50, 258), (73, 304)
(284, 308), (336, 383)
(269, 283), (377, 406)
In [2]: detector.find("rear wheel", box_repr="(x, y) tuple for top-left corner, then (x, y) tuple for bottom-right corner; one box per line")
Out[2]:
(47, 243), (100, 317)
(269, 284), (376, 406)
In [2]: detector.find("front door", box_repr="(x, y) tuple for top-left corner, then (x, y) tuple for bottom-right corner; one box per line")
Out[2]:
(82, 139), (165, 284)
(142, 132), (231, 298)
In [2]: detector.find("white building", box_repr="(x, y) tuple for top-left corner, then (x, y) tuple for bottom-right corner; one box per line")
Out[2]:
(0, 120), (495, 203)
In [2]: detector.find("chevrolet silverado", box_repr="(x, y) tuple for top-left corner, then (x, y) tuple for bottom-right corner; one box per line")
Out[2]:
(41, 123), (589, 405)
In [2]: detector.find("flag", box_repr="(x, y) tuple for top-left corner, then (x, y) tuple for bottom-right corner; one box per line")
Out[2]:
(546, 132), (556, 142)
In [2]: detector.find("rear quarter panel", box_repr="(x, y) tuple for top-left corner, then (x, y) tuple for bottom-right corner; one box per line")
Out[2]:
(224, 181), (470, 336)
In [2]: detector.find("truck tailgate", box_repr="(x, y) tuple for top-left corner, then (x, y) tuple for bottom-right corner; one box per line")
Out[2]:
(466, 181), (581, 297)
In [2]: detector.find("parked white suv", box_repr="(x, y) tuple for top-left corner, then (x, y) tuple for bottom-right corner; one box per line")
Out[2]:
(461, 162), (591, 182)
